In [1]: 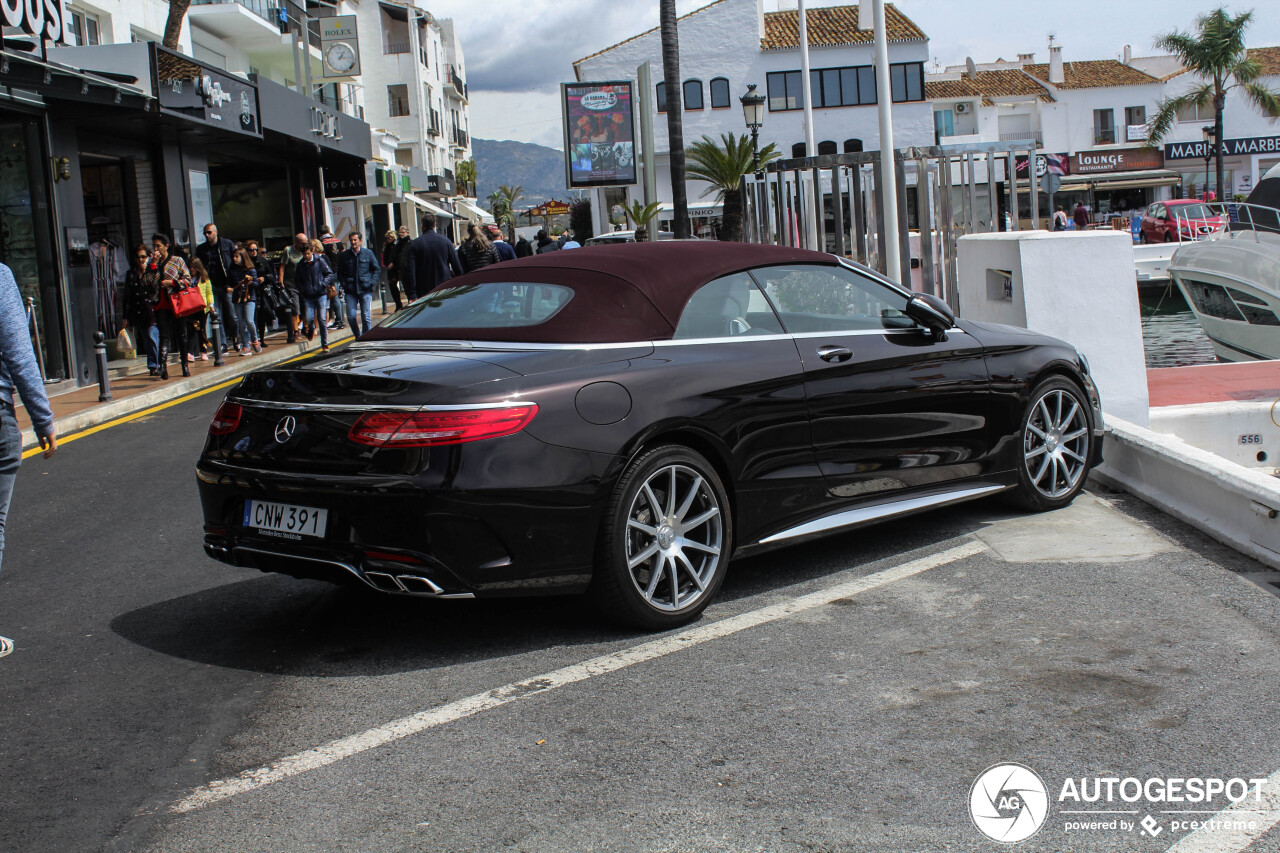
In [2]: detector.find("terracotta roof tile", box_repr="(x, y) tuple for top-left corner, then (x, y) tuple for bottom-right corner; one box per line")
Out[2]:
(1022, 59), (1160, 89)
(760, 3), (925, 50)
(925, 69), (1055, 103)
(1249, 46), (1280, 76)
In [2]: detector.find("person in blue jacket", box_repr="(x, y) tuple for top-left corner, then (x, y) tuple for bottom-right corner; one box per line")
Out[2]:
(0, 263), (56, 658)
(295, 239), (336, 352)
(335, 231), (381, 337)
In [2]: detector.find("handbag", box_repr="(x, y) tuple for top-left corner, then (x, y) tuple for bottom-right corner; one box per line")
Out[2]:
(327, 284), (338, 300)
(168, 284), (207, 318)
(115, 327), (135, 358)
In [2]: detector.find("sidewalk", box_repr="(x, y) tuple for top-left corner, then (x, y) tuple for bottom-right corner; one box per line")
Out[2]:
(16, 304), (394, 450)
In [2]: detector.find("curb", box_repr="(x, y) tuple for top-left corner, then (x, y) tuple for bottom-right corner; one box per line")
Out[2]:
(21, 327), (354, 450)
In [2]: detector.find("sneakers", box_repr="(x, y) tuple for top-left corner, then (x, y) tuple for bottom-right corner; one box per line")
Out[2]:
(238, 348), (250, 357)
(251, 341), (261, 353)
(320, 346), (331, 353)
(199, 351), (208, 361)
(0, 636), (12, 658)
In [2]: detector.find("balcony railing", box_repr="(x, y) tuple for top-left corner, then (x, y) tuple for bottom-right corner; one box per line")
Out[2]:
(451, 128), (469, 148)
(998, 130), (1042, 144)
(389, 98), (411, 118)
(1094, 129), (1117, 145)
(192, 0), (275, 24)
(446, 64), (467, 100)
(384, 42), (409, 55)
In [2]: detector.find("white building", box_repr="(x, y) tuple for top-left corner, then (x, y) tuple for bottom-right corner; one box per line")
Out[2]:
(574, 0), (933, 237)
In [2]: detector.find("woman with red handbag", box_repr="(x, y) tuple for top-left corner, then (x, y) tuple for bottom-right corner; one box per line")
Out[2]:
(146, 233), (194, 379)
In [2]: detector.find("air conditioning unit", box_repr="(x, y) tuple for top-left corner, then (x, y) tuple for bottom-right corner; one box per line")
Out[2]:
(954, 102), (971, 115)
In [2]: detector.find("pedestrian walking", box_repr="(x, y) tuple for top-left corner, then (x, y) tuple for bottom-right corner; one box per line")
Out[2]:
(147, 233), (194, 379)
(319, 227), (345, 329)
(245, 240), (278, 348)
(514, 235), (533, 257)
(535, 230), (560, 254)
(458, 222), (499, 273)
(488, 225), (516, 262)
(277, 233), (307, 344)
(381, 229), (403, 311)
(1073, 202), (1090, 230)
(194, 223), (239, 351)
(229, 247), (261, 355)
(296, 239), (335, 352)
(393, 225), (415, 300)
(121, 243), (161, 374)
(0, 261), (56, 658)
(336, 230), (380, 337)
(560, 229), (581, 251)
(402, 213), (463, 299)
(1053, 206), (1069, 232)
(187, 258), (215, 361)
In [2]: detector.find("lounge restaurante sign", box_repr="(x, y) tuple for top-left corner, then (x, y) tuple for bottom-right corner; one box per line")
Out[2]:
(1071, 148), (1164, 174)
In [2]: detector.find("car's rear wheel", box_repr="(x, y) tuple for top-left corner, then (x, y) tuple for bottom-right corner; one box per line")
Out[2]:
(591, 445), (731, 629)
(1007, 377), (1093, 512)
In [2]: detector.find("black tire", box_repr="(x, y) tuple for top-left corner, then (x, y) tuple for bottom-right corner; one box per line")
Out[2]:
(1006, 376), (1094, 512)
(589, 445), (732, 630)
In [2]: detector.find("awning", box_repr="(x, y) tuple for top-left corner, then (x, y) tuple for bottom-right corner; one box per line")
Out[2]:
(658, 201), (723, 217)
(1018, 169), (1182, 191)
(454, 198), (495, 224)
(405, 193), (453, 217)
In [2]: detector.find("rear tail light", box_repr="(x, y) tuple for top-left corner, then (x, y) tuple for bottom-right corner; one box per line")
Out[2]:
(209, 401), (243, 435)
(348, 405), (538, 448)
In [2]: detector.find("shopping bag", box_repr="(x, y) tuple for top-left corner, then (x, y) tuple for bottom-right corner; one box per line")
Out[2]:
(115, 327), (135, 359)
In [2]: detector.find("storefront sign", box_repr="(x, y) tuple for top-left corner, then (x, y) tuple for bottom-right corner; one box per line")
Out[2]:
(1165, 135), (1280, 160)
(1071, 147), (1164, 174)
(562, 81), (637, 188)
(427, 173), (455, 196)
(323, 161), (368, 198)
(0, 0), (73, 45)
(153, 46), (260, 136)
(320, 14), (361, 79)
(1015, 153), (1070, 177)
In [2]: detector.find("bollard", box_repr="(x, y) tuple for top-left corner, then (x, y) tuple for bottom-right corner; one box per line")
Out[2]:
(93, 331), (112, 402)
(210, 311), (225, 367)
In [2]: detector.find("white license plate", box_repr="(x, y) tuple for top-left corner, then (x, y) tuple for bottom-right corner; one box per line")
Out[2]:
(243, 500), (328, 539)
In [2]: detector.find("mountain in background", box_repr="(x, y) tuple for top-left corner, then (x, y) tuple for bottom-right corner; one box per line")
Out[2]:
(473, 138), (570, 211)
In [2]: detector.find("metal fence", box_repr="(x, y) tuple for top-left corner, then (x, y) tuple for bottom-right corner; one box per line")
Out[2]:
(741, 141), (1048, 309)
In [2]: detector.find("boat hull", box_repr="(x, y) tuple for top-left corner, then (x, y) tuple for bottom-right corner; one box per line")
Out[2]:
(1168, 231), (1280, 362)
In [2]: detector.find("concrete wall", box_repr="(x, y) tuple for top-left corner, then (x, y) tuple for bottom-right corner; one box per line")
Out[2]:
(956, 230), (1149, 426)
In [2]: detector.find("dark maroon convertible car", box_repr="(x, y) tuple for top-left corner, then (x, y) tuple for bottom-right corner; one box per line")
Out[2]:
(198, 242), (1103, 628)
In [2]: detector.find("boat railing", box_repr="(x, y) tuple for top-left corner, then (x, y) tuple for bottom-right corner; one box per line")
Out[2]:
(1197, 202), (1280, 242)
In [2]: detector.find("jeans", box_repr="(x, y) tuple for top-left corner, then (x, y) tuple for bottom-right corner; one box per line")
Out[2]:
(330, 286), (345, 324)
(216, 291), (239, 344)
(303, 295), (329, 347)
(143, 323), (160, 369)
(0, 405), (24, 574)
(234, 301), (258, 349)
(345, 291), (373, 337)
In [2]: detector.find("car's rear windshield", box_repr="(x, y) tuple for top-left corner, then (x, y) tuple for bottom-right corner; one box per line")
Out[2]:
(380, 282), (575, 329)
(1174, 203), (1215, 218)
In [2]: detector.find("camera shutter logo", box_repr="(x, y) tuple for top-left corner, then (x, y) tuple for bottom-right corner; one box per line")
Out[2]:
(969, 763), (1049, 843)
(274, 416), (297, 444)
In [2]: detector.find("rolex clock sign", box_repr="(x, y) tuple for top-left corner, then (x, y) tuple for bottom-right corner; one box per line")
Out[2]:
(320, 15), (361, 79)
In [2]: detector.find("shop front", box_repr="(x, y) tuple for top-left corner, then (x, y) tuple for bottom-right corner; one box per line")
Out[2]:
(1164, 134), (1280, 200)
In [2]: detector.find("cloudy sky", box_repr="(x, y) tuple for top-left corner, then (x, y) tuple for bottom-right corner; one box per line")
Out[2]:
(422, 0), (1280, 150)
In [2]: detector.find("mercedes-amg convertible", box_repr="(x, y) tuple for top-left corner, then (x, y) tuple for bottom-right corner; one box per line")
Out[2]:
(198, 242), (1103, 628)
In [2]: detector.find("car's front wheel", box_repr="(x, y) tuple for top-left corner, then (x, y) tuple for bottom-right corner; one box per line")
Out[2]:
(1008, 377), (1094, 512)
(591, 445), (731, 629)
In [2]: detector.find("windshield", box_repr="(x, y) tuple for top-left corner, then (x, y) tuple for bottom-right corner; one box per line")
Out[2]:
(1173, 203), (1216, 219)
(381, 283), (575, 329)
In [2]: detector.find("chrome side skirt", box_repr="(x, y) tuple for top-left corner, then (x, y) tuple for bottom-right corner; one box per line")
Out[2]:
(758, 484), (1008, 544)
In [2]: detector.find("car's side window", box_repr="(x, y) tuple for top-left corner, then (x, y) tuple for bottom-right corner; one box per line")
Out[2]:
(673, 272), (785, 339)
(748, 264), (913, 333)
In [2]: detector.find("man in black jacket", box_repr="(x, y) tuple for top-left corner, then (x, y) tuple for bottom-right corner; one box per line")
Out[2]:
(194, 223), (240, 349)
(402, 213), (462, 299)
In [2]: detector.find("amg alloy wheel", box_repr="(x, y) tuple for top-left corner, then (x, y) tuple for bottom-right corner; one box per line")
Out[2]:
(1008, 377), (1093, 511)
(592, 446), (731, 629)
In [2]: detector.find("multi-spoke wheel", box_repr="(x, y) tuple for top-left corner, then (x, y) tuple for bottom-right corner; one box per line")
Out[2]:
(1008, 377), (1094, 511)
(591, 445), (732, 629)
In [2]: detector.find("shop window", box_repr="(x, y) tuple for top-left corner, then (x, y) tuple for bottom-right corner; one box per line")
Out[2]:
(817, 140), (837, 155)
(656, 81), (667, 113)
(710, 77), (730, 109)
(843, 139), (863, 152)
(683, 79), (703, 110)
(388, 84), (410, 117)
(1094, 109), (1115, 145)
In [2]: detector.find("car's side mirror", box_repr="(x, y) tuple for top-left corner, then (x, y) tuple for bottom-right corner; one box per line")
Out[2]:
(904, 293), (955, 340)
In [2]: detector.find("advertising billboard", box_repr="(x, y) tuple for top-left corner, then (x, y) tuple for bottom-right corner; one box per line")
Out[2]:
(562, 81), (637, 188)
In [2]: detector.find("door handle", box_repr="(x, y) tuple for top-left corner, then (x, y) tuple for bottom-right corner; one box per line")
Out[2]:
(817, 345), (853, 363)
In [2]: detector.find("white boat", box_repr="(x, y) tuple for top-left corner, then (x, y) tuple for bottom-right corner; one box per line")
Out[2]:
(1167, 167), (1280, 362)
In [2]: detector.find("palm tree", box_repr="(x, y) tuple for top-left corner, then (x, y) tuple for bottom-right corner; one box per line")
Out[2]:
(1146, 8), (1280, 201)
(659, 0), (689, 239)
(163, 0), (192, 49)
(455, 159), (478, 198)
(625, 201), (662, 234)
(685, 133), (780, 242)
(496, 184), (523, 242)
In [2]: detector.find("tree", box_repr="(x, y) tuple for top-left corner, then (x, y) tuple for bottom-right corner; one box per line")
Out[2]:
(659, 0), (689, 239)
(1146, 8), (1280, 201)
(685, 133), (780, 242)
(455, 159), (478, 198)
(569, 199), (594, 241)
(495, 184), (523, 242)
(163, 0), (191, 50)
(625, 201), (662, 233)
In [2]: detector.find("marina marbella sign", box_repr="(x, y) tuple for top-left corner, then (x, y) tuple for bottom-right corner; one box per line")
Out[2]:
(1165, 135), (1280, 160)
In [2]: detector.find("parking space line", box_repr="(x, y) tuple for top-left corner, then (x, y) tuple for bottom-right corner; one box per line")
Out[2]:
(1164, 768), (1280, 853)
(171, 539), (986, 815)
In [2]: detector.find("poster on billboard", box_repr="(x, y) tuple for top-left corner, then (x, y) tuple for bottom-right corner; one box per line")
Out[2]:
(562, 81), (637, 188)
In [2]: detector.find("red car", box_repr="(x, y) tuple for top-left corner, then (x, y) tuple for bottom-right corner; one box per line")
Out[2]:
(1140, 200), (1227, 243)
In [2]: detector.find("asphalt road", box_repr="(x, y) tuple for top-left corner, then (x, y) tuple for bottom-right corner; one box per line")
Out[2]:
(4, 389), (1280, 852)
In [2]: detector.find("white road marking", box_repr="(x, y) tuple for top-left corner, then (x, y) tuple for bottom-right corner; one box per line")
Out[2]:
(172, 539), (986, 815)
(1164, 768), (1280, 853)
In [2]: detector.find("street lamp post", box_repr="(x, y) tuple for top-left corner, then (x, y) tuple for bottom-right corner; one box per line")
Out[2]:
(1201, 125), (1216, 201)
(740, 84), (765, 174)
